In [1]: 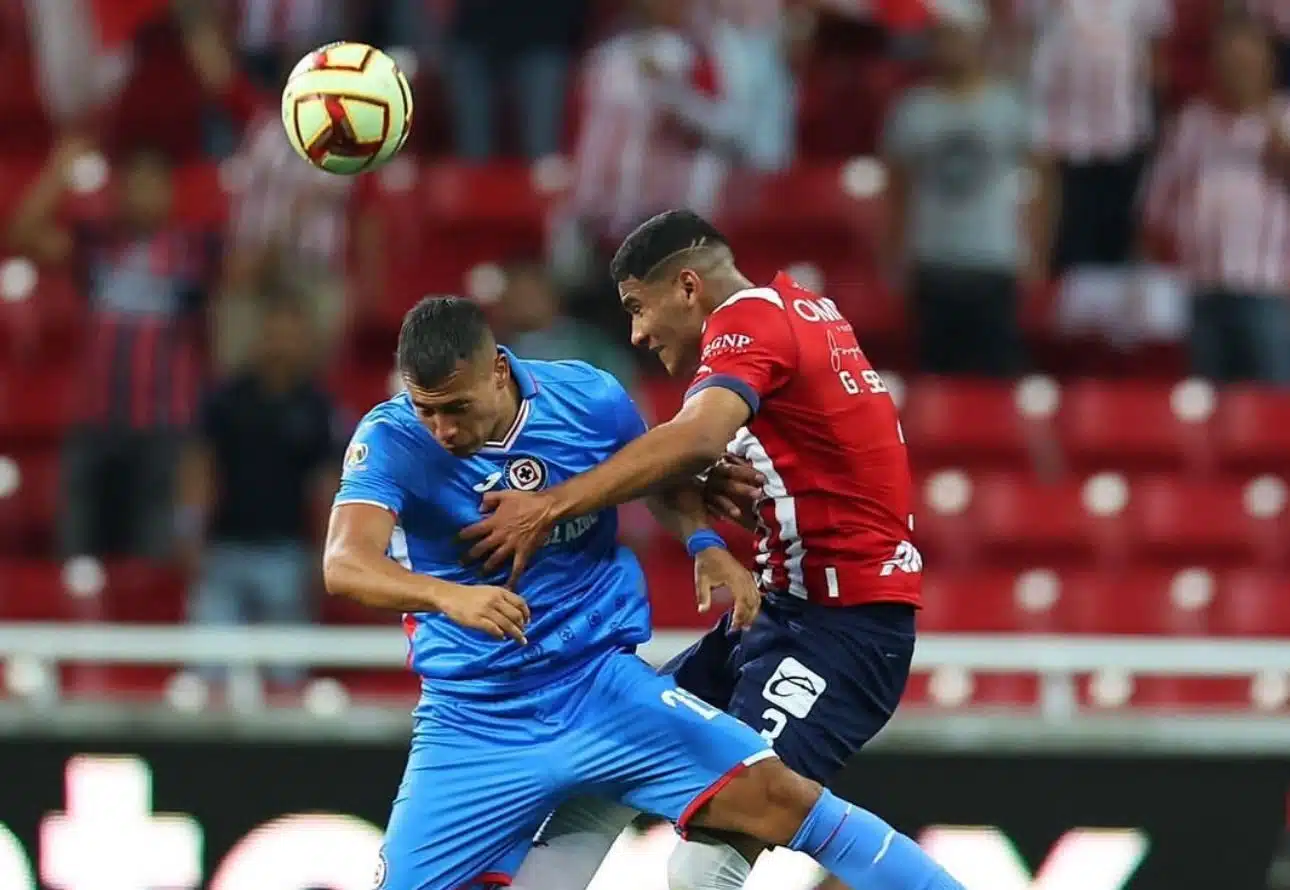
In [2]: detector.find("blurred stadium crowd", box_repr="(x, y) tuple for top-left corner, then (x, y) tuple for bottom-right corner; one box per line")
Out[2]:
(0, 0), (1289, 722)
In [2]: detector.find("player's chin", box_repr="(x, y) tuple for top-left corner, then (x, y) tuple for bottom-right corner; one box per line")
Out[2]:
(655, 349), (681, 376)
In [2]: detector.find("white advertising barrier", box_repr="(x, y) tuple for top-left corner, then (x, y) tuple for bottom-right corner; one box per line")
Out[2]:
(0, 754), (1150, 890)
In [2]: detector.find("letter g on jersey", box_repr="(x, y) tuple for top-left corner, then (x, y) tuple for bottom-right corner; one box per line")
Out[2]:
(762, 657), (828, 719)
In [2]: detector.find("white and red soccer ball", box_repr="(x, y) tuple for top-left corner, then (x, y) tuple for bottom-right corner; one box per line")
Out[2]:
(281, 41), (413, 175)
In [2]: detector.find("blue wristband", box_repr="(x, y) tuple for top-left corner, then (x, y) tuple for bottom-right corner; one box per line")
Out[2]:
(685, 528), (727, 558)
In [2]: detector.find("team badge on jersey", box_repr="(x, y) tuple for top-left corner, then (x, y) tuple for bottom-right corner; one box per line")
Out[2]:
(373, 849), (387, 889)
(344, 441), (369, 474)
(506, 456), (548, 491)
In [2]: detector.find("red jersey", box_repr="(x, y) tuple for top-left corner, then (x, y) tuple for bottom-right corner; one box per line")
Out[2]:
(686, 272), (921, 608)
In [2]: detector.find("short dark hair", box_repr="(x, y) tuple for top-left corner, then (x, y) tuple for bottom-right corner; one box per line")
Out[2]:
(609, 210), (730, 283)
(396, 297), (493, 388)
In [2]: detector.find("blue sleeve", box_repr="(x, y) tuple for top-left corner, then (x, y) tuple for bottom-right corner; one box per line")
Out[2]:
(333, 416), (417, 517)
(604, 374), (648, 449)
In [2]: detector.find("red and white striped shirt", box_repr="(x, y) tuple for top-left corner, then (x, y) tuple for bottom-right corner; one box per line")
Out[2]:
(1143, 96), (1290, 295)
(1027, 0), (1171, 160)
(229, 111), (357, 274)
(686, 273), (920, 606)
(566, 29), (730, 239)
(226, 0), (337, 51)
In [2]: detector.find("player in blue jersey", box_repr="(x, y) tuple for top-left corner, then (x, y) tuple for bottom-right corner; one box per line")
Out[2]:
(324, 297), (964, 890)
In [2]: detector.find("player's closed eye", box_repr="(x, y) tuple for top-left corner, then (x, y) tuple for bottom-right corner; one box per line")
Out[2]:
(418, 402), (470, 417)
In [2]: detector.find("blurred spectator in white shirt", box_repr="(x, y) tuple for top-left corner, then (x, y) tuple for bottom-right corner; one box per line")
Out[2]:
(704, 0), (797, 170)
(882, 0), (1053, 376)
(1025, 0), (1171, 275)
(176, 0), (368, 369)
(1142, 16), (1290, 384)
(551, 0), (783, 284)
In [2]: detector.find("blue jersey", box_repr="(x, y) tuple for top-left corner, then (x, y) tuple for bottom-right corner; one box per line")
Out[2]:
(333, 350), (652, 703)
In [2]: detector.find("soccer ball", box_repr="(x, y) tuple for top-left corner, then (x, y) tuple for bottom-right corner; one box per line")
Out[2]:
(281, 42), (413, 175)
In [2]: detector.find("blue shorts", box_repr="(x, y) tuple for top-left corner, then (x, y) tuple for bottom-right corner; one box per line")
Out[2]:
(663, 597), (915, 782)
(379, 648), (772, 890)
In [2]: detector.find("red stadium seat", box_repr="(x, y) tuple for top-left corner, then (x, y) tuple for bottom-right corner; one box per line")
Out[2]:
(103, 560), (185, 623)
(0, 560), (81, 619)
(1054, 570), (1212, 635)
(1057, 381), (1211, 473)
(0, 449), (59, 552)
(0, 364), (76, 439)
(1213, 387), (1290, 475)
(963, 474), (1129, 568)
(1128, 476), (1288, 566)
(1212, 571), (1290, 637)
(919, 570), (1063, 632)
(902, 379), (1041, 471)
(0, 270), (86, 363)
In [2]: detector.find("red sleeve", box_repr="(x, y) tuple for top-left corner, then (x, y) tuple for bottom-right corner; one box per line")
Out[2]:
(684, 294), (797, 414)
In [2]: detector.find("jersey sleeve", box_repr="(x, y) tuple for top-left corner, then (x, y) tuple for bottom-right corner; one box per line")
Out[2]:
(684, 295), (797, 414)
(333, 415), (418, 517)
(605, 372), (649, 448)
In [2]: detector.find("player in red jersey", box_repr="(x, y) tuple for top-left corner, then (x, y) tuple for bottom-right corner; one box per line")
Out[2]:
(465, 209), (924, 890)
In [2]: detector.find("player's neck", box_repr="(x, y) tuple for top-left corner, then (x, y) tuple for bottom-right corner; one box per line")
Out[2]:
(489, 377), (522, 443)
(702, 271), (757, 312)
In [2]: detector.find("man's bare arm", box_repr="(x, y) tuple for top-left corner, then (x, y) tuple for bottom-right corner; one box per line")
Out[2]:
(323, 504), (460, 612)
(647, 483), (714, 543)
(548, 387), (751, 524)
(325, 504), (531, 641)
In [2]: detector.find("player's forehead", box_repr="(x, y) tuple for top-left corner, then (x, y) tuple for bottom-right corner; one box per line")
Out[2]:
(403, 360), (486, 405)
(618, 276), (668, 305)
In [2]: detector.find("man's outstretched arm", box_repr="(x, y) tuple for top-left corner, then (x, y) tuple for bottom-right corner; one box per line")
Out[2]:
(460, 387), (752, 581)
(553, 386), (751, 519)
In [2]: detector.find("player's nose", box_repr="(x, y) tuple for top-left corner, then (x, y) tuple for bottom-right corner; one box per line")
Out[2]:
(428, 417), (458, 444)
(630, 325), (650, 350)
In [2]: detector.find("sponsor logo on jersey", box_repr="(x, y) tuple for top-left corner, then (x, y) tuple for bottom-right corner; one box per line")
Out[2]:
(343, 442), (369, 474)
(791, 297), (845, 323)
(473, 471), (504, 493)
(373, 849), (388, 889)
(880, 541), (923, 576)
(506, 457), (548, 491)
(701, 333), (754, 360)
(544, 514), (599, 545)
(762, 656), (827, 719)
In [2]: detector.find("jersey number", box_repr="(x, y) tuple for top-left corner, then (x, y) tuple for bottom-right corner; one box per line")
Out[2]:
(839, 369), (887, 396)
(760, 708), (788, 742)
(661, 687), (722, 721)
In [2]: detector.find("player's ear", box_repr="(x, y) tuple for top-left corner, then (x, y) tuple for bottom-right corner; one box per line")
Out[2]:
(678, 269), (699, 302)
(492, 350), (509, 389)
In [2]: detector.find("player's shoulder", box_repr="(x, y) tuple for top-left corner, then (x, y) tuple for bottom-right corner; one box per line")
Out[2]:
(527, 357), (630, 403)
(706, 282), (794, 339)
(351, 392), (423, 447)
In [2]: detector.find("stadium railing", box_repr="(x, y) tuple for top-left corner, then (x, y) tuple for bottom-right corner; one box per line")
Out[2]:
(3, 623), (1290, 751)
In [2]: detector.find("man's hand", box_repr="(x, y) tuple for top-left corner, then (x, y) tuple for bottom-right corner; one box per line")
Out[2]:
(701, 455), (764, 528)
(460, 490), (558, 586)
(438, 584), (531, 644)
(694, 547), (761, 631)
